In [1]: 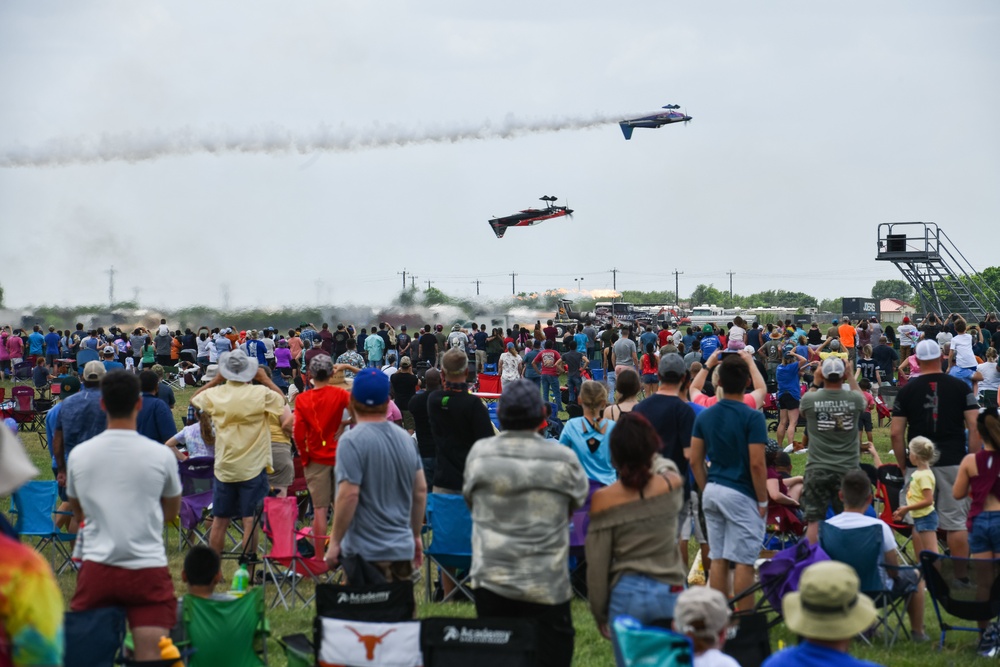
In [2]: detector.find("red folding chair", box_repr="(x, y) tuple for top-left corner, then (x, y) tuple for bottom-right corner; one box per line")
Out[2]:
(261, 496), (332, 610)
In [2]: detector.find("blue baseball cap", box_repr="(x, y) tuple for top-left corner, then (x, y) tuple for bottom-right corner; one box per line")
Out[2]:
(352, 368), (390, 406)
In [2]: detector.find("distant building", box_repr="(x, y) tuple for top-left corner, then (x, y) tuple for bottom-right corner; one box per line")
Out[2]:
(878, 298), (916, 324)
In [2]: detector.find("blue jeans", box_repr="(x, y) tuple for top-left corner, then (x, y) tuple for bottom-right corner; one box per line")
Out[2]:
(608, 574), (682, 667)
(970, 510), (1000, 554)
(606, 369), (616, 401)
(421, 457), (436, 490)
(567, 374), (582, 404)
(541, 375), (562, 413)
(368, 359), (381, 368)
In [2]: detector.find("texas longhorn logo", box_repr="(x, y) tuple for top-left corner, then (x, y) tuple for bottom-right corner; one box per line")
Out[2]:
(347, 627), (396, 661)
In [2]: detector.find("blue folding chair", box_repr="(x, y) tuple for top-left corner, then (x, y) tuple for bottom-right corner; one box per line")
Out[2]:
(820, 521), (919, 646)
(611, 615), (693, 667)
(424, 493), (474, 602)
(11, 480), (76, 573)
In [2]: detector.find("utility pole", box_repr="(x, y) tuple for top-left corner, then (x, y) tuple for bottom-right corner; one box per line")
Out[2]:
(106, 265), (116, 308)
(726, 271), (736, 305)
(426, 280), (433, 290)
(610, 267), (619, 302)
(510, 272), (517, 295)
(673, 269), (683, 305)
(397, 269), (407, 290)
(132, 287), (140, 306)
(410, 275), (418, 290)
(472, 279), (481, 296)
(221, 283), (231, 311)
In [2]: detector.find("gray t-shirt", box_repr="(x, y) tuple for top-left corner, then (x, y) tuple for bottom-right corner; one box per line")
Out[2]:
(154, 333), (172, 356)
(132, 334), (147, 357)
(800, 388), (868, 474)
(335, 421), (422, 562)
(612, 338), (637, 368)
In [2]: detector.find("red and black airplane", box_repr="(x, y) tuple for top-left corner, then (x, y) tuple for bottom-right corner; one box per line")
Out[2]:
(488, 195), (573, 239)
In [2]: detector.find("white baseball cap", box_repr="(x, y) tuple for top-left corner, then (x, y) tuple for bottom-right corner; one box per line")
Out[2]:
(915, 339), (942, 361)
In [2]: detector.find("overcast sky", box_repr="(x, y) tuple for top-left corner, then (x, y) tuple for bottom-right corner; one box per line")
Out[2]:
(1, 1), (997, 311)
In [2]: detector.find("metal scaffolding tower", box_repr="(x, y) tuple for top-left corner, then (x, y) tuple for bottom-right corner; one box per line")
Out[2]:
(876, 222), (1000, 319)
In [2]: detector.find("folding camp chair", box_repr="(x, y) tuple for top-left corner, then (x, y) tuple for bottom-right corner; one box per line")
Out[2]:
(919, 551), (1000, 649)
(278, 634), (315, 667)
(731, 538), (828, 629)
(64, 606), (127, 667)
(421, 617), (538, 667)
(315, 581), (421, 667)
(176, 456), (215, 549)
(11, 480), (76, 573)
(11, 360), (33, 384)
(820, 522), (920, 646)
(9, 385), (47, 447)
(261, 495), (330, 609)
(160, 365), (183, 390)
(874, 464), (915, 562)
(610, 615), (693, 667)
(181, 586), (268, 666)
(424, 493), (474, 602)
(762, 502), (804, 551)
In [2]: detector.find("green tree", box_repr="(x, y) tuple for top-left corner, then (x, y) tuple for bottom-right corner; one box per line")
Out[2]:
(818, 297), (843, 313)
(423, 287), (450, 306)
(871, 280), (913, 303)
(689, 284), (725, 307)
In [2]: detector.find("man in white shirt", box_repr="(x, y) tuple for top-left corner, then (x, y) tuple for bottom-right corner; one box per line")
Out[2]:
(823, 469), (926, 640)
(67, 370), (182, 661)
(897, 316), (917, 359)
(948, 318), (983, 390)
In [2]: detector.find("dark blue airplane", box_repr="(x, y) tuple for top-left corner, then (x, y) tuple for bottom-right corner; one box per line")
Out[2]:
(619, 105), (691, 140)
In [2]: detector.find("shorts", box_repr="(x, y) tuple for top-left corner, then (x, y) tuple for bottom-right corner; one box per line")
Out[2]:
(72, 562), (176, 629)
(857, 412), (873, 432)
(702, 482), (765, 565)
(677, 490), (707, 544)
(969, 511), (1000, 554)
(912, 509), (939, 533)
(212, 471), (269, 519)
(269, 442), (294, 488)
(931, 466), (969, 532)
(948, 366), (976, 387)
(400, 409), (415, 432)
(777, 394), (800, 410)
(304, 461), (336, 511)
(641, 373), (658, 384)
(801, 468), (845, 523)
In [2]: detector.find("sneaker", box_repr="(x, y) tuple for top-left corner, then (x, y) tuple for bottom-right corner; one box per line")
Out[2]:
(911, 631), (929, 643)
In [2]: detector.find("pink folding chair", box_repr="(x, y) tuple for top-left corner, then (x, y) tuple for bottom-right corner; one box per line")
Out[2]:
(261, 496), (332, 609)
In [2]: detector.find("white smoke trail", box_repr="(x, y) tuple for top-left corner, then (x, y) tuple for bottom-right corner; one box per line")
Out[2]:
(0, 111), (637, 168)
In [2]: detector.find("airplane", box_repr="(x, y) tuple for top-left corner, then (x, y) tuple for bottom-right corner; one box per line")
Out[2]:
(619, 104), (691, 140)
(488, 195), (573, 239)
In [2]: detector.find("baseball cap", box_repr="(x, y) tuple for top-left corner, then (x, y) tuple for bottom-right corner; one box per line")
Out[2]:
(352, 368), (390, 406)
(902, 316), (910, 324)
(915, 339), (942, 361)
(309, 354), (334, 376)
(832, 318), (838, 324)
(658, 353), (686, 380)
(83, 361), (107, 382)
(399, 356), (412, 368)
(102, 345), (116, 355)
(674, 586), (732, 640)
(60, 376), (81, 396)
(821, 356), (845, 381)
(506, 342), (515, 350)
(498, 379), (546, 430)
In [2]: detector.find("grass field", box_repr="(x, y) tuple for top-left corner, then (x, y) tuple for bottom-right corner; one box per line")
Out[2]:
(0, 377), (990, 665)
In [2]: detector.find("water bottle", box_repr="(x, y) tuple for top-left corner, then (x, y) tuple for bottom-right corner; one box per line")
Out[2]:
(158, 636), (183, 667)
(232, 563), (250, 593)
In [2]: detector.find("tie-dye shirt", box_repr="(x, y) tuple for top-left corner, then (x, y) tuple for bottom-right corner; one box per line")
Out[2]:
(0, 533), (64, 667)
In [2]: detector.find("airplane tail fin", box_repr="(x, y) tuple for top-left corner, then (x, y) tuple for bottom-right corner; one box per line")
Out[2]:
(619, 123), (633, 140)
(488, 219), (507, 239)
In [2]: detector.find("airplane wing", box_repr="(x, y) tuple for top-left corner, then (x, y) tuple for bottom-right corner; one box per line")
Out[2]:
(488, 219), (508, 239)
(619, 122), (634, 140)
